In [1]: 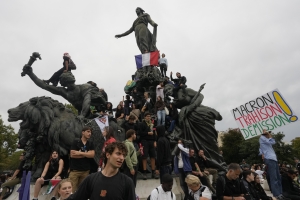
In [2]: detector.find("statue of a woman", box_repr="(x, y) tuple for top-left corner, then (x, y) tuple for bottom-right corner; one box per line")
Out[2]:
(115, 7), (158, 54)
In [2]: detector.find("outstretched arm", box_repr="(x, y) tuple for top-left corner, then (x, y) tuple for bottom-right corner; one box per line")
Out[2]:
(115, 25), (134, 38)
(25, 66), (66, 98)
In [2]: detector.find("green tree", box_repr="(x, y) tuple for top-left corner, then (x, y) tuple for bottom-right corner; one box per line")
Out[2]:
(65, 103), (78, 115)
(291, 137), (300, 157)
(221, 129), (294, 165)
(0, 115), (18, 171)
(221, 129), (244, 164)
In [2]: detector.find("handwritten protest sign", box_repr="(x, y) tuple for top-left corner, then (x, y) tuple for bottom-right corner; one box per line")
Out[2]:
(231, 89), (298, 140)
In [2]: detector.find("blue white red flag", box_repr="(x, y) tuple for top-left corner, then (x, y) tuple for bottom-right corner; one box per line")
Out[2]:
(135, 51), (159, 69)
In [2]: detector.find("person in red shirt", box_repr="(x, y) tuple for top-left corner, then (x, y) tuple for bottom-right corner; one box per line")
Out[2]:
(99, 126), (116, 170)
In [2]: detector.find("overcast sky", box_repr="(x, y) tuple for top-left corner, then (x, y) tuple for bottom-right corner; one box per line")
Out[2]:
(0, 0), (299, 142)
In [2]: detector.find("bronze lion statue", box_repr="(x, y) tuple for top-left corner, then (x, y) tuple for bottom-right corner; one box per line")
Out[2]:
(7, 96), (123, 179)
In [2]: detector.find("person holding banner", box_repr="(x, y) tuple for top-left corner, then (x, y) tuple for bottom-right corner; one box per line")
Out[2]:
(32, 150), (64, 200)
(259, 130), (290, 200)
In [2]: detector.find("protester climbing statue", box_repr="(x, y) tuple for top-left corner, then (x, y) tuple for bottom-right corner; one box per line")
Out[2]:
(16, 52), (124, 179)
(21, 52), (106, 120)
(115, 7), (158, 54)
(164, 83), (227, 171)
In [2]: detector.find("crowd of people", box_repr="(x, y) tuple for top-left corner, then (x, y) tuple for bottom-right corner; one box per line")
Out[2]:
(1, 53), (300, 200)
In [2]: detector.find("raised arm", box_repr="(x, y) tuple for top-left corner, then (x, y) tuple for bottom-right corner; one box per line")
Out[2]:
(24, 65), (67, 98)
(115, 25), (134, 38)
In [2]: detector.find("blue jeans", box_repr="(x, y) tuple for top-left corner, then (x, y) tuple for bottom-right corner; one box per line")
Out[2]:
(157, 110), (166, 126)
(159, 165), (172, 183)
(264, 159), (282, 196)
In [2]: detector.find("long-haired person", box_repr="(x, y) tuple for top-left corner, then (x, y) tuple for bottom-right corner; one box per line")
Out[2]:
(98, 126), (116, 170)
(57, 179), (73, 200)
(32, 150), (64, 200)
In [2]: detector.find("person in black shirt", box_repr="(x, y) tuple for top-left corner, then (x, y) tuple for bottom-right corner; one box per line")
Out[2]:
(32, 150), (64, 200)
(155, 125), (172, 183)
(139, 112), (157, 180)
(69, 126), (95, 193)
(44, 53), (76, 86)
(122, 115), (139, 134)
(170, 71), (187, 97)
(190, 149), (215, 194)
(294, 157), (300, 175)
(0, 152), (28, 200)
(67, 142), (135, 200)
(216, 163), (248, 200)
(281, 169), (300, 200)
(241, 170), (260, 200)
(252, 172), (273, 200)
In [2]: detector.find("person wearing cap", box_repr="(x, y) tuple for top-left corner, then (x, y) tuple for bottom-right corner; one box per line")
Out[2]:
(281, 169), (300, 199)
(259, 129), (290, 200)
(0, 152), (28, 200)
(44, 52), (76, 86)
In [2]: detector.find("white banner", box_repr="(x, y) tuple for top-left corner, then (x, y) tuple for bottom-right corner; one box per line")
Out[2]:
(94, 115), (109, 131)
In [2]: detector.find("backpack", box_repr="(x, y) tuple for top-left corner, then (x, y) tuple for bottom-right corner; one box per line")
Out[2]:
(68, 58), (76, 70)
(147, 187), (174, 200)
(185, 186), (206, 200)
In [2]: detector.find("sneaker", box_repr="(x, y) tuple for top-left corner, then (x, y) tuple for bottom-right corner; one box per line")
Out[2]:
(276, 195), (290, 200)
(152, 172), (159, 179)
(142, 173), (147, 180)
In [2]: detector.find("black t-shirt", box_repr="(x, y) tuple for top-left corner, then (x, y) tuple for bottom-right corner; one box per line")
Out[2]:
(70, 139), (94, 171)
(115, 108), (124, 118)
(16, 160), (26, 178)
(195, 156), (207, 172)
(216, 175), (247, 200)
(67, 171), (135, 200)
(189, 156), (197, 171)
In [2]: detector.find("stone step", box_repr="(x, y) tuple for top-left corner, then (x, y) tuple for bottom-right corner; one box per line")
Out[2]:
(4, 177), (184, 200)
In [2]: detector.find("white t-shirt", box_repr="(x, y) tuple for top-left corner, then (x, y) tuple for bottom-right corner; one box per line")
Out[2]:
(188, 185), (212, 200)
(150, 185), (176, 200)
(156, 85), (164, 100)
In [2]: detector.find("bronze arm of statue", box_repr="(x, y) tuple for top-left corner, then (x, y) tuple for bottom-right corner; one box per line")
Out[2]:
(21, 53), (101, 120)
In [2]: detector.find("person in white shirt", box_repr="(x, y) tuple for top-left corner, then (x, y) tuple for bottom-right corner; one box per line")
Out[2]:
(150, 174), (176, 200)
(156, 81), (164, 101)
(185, 174), (212, 200)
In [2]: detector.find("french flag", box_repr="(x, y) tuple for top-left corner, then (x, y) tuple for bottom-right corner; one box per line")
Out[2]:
(135, 51), (159, 69)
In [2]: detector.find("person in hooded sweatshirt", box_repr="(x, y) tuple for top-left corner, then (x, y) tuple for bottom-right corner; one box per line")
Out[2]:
(155, 125), (172, 183)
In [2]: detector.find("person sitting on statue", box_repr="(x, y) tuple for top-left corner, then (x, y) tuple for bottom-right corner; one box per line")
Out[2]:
(170, 71), (187, 97)
(141, 92), (154, 115)
(44, 53), (76, 86)
(23, 64), (107, 119)
(159, 53), (168, 77)
(0, 152), (30, 200)
(156, 81), (164, 101)
(115, 7), (158, 54)
(115, 104), (125, 125)
(154, 96), (166, 126)
(124, 95), (133, 116)
(130, 103), (141, 122)
(32, 150), (64, 200)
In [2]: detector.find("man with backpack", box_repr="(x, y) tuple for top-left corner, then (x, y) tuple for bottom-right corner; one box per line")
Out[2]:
(216, 163), (248, 200)
(185, 174), (212, 200)
(148, 174), (176, 200)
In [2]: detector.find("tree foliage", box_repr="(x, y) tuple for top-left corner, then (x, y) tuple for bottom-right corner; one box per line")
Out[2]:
(221, 129), (295, 165)
(0, 115), (18, 171)
(291, 137), (300, 157)
(65, 103), (78, 115)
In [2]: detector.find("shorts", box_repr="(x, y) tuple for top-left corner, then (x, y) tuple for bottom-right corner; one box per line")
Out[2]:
(141, 140), (156, 159)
